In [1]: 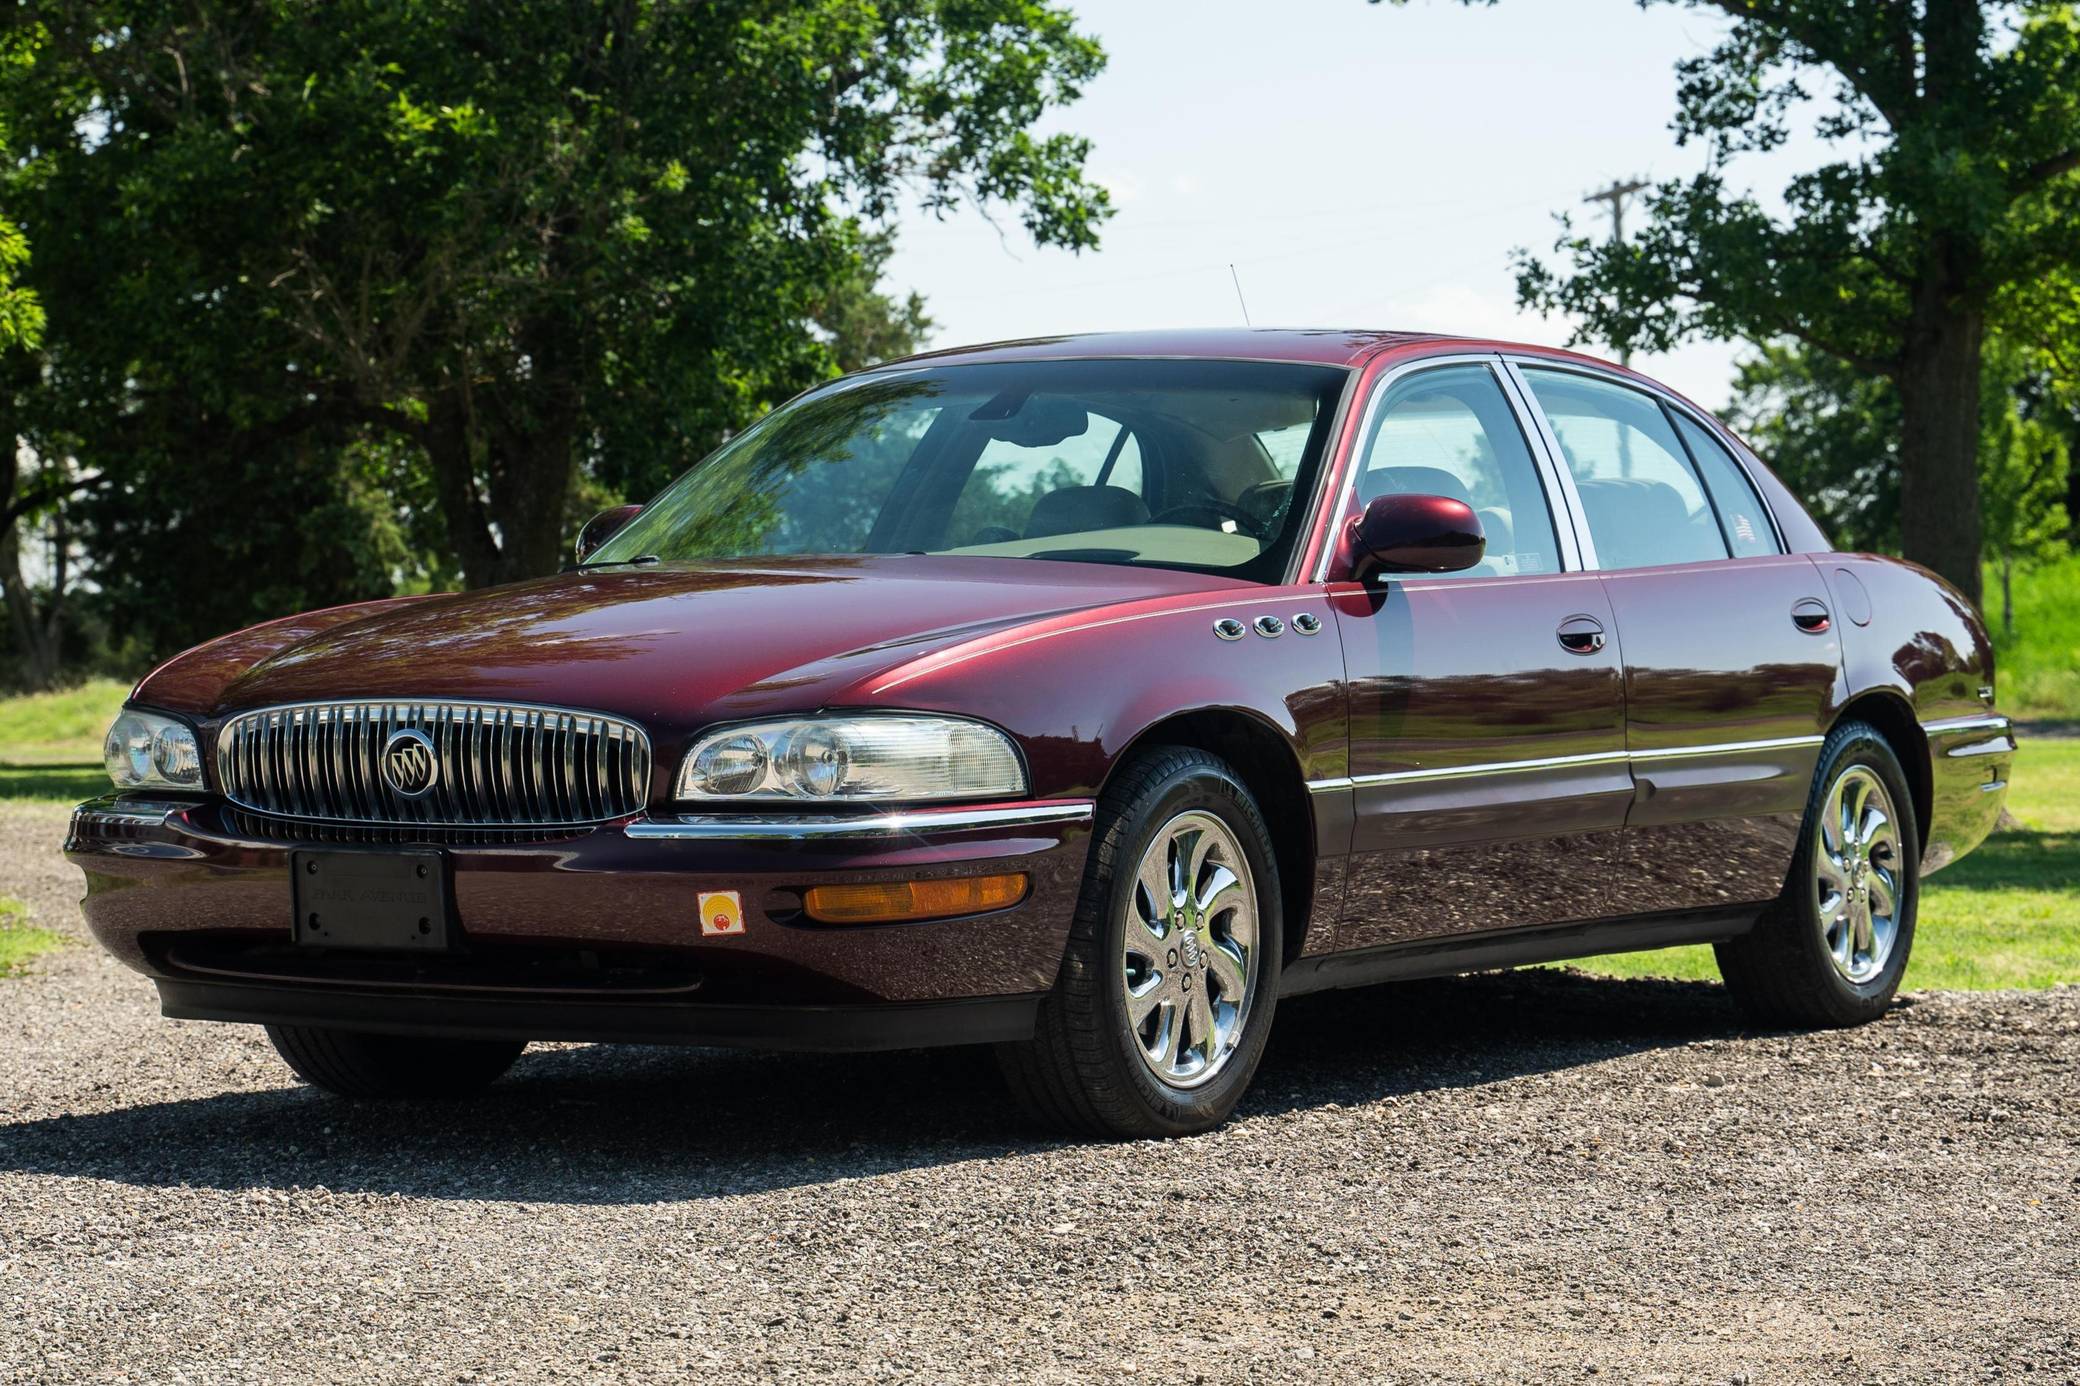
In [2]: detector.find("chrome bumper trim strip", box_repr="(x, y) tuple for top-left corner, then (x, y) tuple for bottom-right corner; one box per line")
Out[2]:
(625, 802), (1096, 841)
(70, 798), (194, 828)
(1921, 714), (2013, 738)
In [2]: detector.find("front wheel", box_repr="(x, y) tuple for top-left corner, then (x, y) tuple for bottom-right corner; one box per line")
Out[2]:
(1715, 720), (1920, 1027)
(997, 746), (1282, 1138)
(266, 1025), (526, 1098)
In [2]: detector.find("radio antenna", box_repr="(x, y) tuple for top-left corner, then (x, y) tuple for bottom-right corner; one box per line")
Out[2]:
(1229, 264), (1253, 327)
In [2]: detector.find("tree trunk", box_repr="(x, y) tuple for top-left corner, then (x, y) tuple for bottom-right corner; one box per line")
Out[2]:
(1896, 278), (1984, 608)
(2000, 557), (2014, 637)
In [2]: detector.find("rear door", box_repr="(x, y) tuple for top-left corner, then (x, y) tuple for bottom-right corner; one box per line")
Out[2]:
(1328, 358), (1634, 950)
(1511, 363), (1843, 914)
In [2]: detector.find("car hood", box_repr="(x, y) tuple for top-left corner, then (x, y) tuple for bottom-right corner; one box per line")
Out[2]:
(174, 555), (1251, 734)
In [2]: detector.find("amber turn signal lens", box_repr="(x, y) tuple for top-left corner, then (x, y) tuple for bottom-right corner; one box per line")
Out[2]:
(802, 873), (1028, 924)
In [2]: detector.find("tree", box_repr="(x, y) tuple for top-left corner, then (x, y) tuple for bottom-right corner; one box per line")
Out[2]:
(1726, 333), (2072, 633)
(10, 1), (1108, 590)
(1381, 1), (2080, 606)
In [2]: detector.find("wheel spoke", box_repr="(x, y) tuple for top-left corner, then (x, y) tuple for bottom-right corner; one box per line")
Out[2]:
(1867, 867), (1898, 922)
(1180, 826), (1216, 901)
(1182, 985), (1216, 1067)
(1143, 998), (1178, 1064)
(1842, 775), (1870, 848)
(1125, 975), (1167, 1029)
(1821, 778), (1849, 856)
(1136, 847), (1177, 928)
(1196, 863), (1243, 919)
(1863, 810), (1899, 869)
(1205, 938), (1247, 999)
(1815, 852), (1849, 899)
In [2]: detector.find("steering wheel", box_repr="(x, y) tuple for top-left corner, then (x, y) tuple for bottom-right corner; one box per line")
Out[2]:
(1149, 500), (1271, 540)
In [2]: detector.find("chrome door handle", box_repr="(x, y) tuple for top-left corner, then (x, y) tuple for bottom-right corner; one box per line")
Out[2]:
(1556, 615), (1606, 655)
(1791, 598), (1832, 634)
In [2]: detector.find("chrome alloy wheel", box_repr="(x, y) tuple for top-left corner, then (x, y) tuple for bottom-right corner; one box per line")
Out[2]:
(1120, 810), (1260, 1089)
(1814, 764), (1903, 984)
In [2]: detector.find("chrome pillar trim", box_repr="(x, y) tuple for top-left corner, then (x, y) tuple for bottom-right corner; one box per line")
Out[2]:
(1310, 352), (1591, 580)
(1496, 357), (1596, 572)
(625, 801), (1096, 841)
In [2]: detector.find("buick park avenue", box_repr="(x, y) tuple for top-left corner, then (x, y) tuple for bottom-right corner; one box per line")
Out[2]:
(68, 330), (2015, 1136)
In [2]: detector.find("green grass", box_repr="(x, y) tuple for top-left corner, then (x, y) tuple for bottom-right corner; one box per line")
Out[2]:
(1575, 739), (2080, 990)
(0, 677), (127, 804)
(1991, 553), (2080, 721)
(0, 897), (66, 978)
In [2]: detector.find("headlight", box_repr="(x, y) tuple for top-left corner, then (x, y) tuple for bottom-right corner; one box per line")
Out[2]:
(675, 715), (1026, 803)
(103, 709), (204, 791)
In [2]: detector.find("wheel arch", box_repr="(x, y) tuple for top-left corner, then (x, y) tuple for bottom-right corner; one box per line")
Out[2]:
(1102, 707), (1319, 965)
(1832, 690), (1932, 850)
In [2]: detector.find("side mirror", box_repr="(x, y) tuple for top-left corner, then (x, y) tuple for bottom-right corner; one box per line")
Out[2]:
(574, 504), (644, 565)
(1347, 493), (1485, 581)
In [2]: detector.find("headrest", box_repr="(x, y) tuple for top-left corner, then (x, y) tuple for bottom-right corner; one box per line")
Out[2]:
(1024, 484), (1152, 540)
(1358, 464), (1475, 508)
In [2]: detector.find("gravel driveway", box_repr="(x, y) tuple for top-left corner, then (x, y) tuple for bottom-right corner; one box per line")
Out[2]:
(3, 802), (2076, 1383)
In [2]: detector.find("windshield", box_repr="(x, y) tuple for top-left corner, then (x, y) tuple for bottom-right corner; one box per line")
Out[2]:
(590, 359), (1349, 581)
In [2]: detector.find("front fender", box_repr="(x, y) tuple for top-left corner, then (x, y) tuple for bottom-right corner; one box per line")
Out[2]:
(839, 585), (1350, 803)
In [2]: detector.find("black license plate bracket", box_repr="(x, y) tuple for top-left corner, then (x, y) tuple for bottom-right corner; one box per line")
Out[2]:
(290, 849), (457, 953)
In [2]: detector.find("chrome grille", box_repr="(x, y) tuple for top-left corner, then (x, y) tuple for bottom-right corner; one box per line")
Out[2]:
(214, 700), (652, 827)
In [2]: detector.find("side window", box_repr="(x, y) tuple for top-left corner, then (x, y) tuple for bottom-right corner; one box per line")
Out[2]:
(1673, 414), (1778, 558)
(946, 408), (1144, 543)
(1356, 364), (1559, 578)
(1520, 369), (1730, 570)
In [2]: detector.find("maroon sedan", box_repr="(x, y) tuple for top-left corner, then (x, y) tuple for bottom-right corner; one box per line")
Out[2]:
(68, 330), (2015, 1136)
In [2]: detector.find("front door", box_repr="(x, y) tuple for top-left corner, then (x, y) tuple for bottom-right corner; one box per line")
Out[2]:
(1514, 364), (1844, 914)
(1329, 361), (1634, 951)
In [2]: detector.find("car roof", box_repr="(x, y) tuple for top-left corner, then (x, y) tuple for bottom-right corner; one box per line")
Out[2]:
(872, 327), (1626, 374)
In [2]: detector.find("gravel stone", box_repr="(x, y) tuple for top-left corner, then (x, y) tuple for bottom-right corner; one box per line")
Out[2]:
(3, 803), (2076, 1382)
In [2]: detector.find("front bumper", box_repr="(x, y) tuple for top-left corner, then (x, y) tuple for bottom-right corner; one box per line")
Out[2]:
(66, 796), (1095, 1048)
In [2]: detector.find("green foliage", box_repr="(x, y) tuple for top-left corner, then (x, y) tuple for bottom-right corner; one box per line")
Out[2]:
(1395, 0), (2080, 606)
(1, 0), (1108, 673)
(0, 676), (125, 803)
(1988, 551), (2080, 718)
(1726, 335), (2074, 601)
(1574, 738), (2080, 990)
(0, 896), (67, 978)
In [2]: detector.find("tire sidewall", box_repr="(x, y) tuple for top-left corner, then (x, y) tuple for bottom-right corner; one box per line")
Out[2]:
(1793, 726), (1921, 1010)
(1091, 756), (1283, 1132)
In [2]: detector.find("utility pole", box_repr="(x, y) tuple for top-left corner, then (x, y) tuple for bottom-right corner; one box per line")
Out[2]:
(1583, 176), (1649, 368)
(1584, 177), (1650, 478)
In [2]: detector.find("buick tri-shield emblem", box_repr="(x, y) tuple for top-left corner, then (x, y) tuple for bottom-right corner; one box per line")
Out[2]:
(380, 727), (439, 799)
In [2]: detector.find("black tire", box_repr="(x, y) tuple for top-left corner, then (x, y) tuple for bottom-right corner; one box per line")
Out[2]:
(1714, 720), (1920, 1027)
(265, 1025), (526, 1098)
(996, 746), (1283, 1138)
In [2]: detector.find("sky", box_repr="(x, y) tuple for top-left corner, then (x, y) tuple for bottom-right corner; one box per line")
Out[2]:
(885, 0), (1835, 413)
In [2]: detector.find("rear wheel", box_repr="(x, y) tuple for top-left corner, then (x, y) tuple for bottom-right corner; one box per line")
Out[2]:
(997, 746), (1282, 1138)
(1715, 720), (1919, 1027)
(266, 1025), (526, 1098)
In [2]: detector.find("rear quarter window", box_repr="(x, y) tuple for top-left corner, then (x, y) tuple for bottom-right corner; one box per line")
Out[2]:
(1672, 414), (1779, 558)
